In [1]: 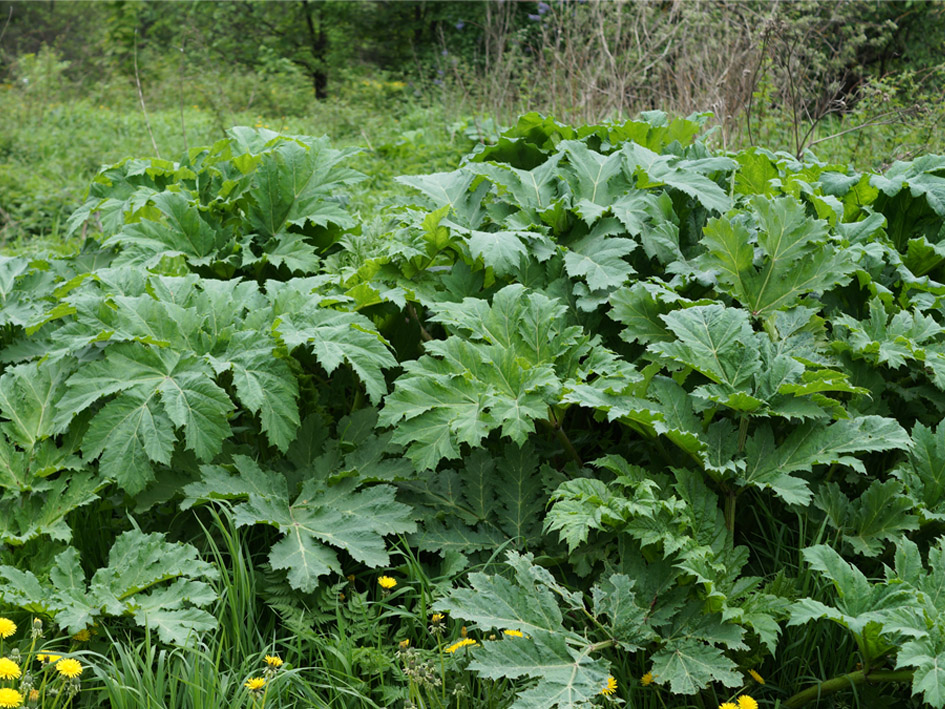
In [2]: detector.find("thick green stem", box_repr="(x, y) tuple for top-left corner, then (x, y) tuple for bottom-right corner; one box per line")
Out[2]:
(542, 414), (582, 467)
(737, 415), (749, 454)
(723, 489), (737, 535)
(584, 638), (617, 654)
(407, 303), (433, 342)
(783, 669), (913, 708)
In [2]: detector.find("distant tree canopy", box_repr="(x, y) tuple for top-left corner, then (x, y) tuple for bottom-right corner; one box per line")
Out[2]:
(0, 0), (942, 107)
(0, 0), (494, 96)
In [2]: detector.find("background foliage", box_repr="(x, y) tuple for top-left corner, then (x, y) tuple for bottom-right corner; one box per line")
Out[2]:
(3, 2), (945, 708)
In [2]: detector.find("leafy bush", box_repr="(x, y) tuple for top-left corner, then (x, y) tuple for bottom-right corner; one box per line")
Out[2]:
(4, 112), (945, 707)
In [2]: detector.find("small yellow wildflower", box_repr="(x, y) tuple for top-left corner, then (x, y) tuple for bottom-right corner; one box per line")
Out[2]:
(444, 638), (477, 653)
(0, 618), (15, 638)
(56, 657), (82, 678)
(429, 612), (446, 636)
(29, 689), (39, 702)
(600, 675), (617, 696)
(748, 669), (764, 684)
(719, 704), (738, 709)
(377, 576), (397, 590)
(736, 697), (758, 709)
(264, 654), (283, 668)
(0, 688), (23, 708)
(73, 628), (91, 642)
(503, 629), (524, 638)
(641, 671), (655, 686)
(0, 657), (20, 680)
(36, 653), (62, 663)
(245, 677), (266, 691)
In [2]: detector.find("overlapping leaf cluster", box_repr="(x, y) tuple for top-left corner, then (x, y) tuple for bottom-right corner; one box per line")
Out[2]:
(374, 113), (945, 705)
(0, 129), (407, 609)
(3, 114), (945, 706)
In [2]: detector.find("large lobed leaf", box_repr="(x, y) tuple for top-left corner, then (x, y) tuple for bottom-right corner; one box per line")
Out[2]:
(0, 528), (218, 644)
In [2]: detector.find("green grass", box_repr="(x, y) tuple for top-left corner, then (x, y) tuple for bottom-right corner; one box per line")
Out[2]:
(0, 84), (475, 252)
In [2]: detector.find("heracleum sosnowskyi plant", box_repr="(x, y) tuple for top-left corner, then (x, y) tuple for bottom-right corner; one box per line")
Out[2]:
(3, 111), (945, 707)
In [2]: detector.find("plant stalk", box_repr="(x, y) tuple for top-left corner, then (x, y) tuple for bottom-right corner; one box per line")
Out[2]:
(407, 303), (433, 342)
(133, 29), (161, 158)
(723, 489), (737, 535)
(783, 669), (913, 708)
(543, 413), (582, 467)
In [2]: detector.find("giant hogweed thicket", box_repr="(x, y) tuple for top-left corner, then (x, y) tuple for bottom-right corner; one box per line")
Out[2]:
(2, 115), (945, 705)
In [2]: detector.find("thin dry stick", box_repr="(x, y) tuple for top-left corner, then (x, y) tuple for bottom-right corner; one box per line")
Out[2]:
(0, 6), (13, 48)
(745, 28), (771, 147)
(178, 37), (188, 152)
(133, 29), (161, 158)
(803, 113), (904, 152)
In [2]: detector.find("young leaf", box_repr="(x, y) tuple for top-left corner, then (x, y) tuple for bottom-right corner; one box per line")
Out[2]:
(0, 528), (218, 644)
(815, 480), (918, 557)
(894, 422), (945, 522)
(741, 417), (911, 505)
(187, 456), (415, 592)
(649, 637), (743, 695)
(697, 196), (856, 316)
(274, 307), (396, 405)
(650, 304), (761, 390)
(380, 285), (593, 469)
(435, 551), (612, 709)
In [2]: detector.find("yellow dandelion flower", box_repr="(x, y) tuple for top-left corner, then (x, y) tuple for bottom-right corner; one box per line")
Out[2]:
(29, 689), (39, 702)
(503, 629), (524, 638)
(641, 671), (656, 686)
(398, 638), (410, 649)
(264, 654), (283, 668)
(377, 576), (397, 590)
(0, 658), (20, 680)
(37, 653), (62, 663)
(460, 625), (467, 638)
(719, 704), (738, 709)
(600, 675), (617, 696)
(736, 697), (758, 709)
(748, 669), (764, 684)
(245, 677), (266, 691)
(444, 638), (477, 653)
(0, 619), (15, 638)
(56, 657), (82, 678)
(73, 628), (91, 642)
(431, 613), (445, 622)
(0, 688), (23, 708)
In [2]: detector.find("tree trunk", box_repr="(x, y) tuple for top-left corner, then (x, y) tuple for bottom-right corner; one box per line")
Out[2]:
(301, 0), (328, 99)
